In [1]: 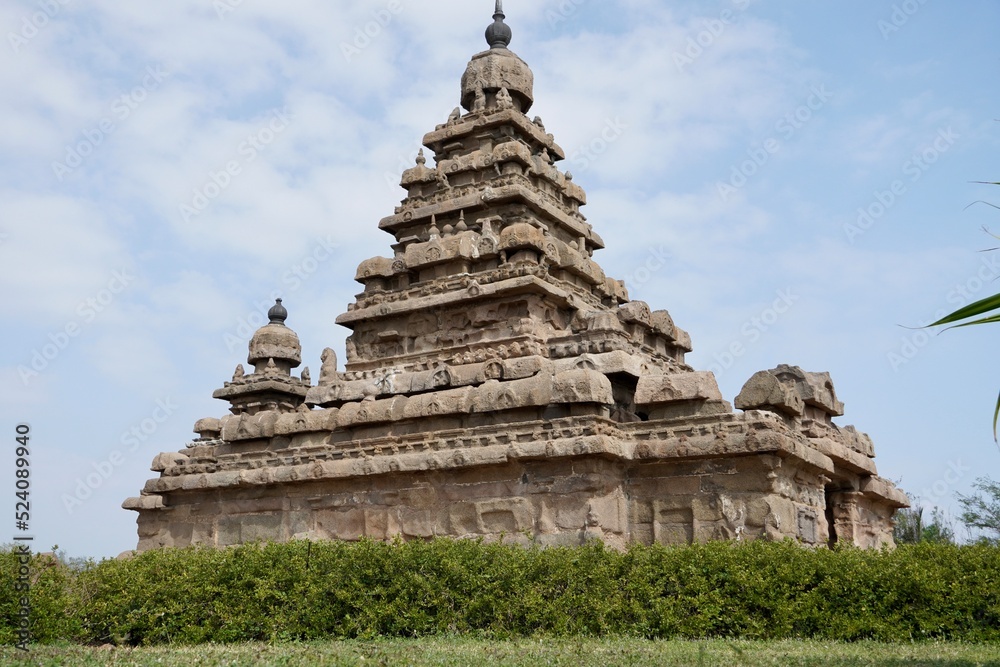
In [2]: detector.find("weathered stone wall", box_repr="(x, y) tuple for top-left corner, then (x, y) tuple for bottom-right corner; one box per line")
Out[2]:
(628, 456), (823, 546)
(134, 444), (890, 552)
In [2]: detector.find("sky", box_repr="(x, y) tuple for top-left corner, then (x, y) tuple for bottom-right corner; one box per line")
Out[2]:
(1, 0), (998, 560)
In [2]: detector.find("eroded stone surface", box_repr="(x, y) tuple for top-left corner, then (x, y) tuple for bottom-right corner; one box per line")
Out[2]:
(124, 8), (905, 553)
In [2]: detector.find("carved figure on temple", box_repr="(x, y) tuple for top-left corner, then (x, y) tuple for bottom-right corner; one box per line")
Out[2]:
(435, 164), (451, 190)
(470, 74), (487, 112)
(496, 87), (514, 111)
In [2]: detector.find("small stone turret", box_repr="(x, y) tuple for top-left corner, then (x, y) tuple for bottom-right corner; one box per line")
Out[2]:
(211, 299), (310, 417)
(248, 299), (302, 375)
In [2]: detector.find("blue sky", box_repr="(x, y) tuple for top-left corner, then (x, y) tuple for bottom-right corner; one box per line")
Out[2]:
(1, 0), (998, 559)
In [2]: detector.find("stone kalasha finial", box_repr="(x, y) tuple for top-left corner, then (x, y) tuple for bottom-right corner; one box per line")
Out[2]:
(268, 298), (288, 325)
(486, 0), (512, 49)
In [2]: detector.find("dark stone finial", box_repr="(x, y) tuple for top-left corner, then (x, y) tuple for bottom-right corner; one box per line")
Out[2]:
(485, 0), (512, 49)
(268, 298), (288, 325)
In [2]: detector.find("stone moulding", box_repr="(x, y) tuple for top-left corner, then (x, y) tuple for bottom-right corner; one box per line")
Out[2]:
(379, 182), (603, 248)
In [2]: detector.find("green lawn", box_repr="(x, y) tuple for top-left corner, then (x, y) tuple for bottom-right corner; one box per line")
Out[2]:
(3, 639), (999, 666)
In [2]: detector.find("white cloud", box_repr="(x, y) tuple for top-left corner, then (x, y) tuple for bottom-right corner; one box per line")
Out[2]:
(0, 192), (132, 322)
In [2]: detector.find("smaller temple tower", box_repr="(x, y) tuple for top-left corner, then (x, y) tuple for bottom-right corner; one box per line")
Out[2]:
(212, 299), (311, 419)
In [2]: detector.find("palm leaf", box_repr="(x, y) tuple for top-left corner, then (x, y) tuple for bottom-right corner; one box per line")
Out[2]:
(965, 200), (1000, 212)
(936, 179), (1000, 441)
(993, 391), (1000, 442)
(941, 313), (1000, 330)
(929, 292), (1000, 327)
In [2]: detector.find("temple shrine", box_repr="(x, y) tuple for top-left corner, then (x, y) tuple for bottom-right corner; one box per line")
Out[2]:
(125, 3), (906, 551)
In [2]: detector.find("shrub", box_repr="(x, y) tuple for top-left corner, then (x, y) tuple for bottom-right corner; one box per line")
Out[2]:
(1, 539), (998, 645)
(0, 548), (80, 645)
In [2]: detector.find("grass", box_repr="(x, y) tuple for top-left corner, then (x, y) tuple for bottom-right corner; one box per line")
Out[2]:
(2, 639), (999, 666)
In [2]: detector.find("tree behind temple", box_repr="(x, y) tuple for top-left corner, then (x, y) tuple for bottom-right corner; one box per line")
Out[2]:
(894, 504), (955, 544)
(957, 476), (1000, 543)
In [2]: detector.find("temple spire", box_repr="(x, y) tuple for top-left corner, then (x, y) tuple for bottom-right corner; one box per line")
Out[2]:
(485, 0), (512, 49)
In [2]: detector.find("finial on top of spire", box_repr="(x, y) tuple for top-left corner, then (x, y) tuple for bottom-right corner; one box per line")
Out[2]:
(268, 298), (288, 325)
(485, 0), (512, 49)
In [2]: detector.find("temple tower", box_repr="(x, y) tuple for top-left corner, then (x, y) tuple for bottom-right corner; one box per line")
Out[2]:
(125, 6), (906, 551)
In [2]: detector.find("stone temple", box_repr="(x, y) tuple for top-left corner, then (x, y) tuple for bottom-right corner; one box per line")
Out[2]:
(125, 4), (907, 551)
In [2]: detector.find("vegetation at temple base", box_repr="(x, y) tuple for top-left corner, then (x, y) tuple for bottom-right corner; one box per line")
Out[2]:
(2, 538), (1000, 648)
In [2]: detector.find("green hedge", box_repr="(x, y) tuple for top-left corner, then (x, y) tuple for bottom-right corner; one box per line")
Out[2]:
(2, 539), (999, 645)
